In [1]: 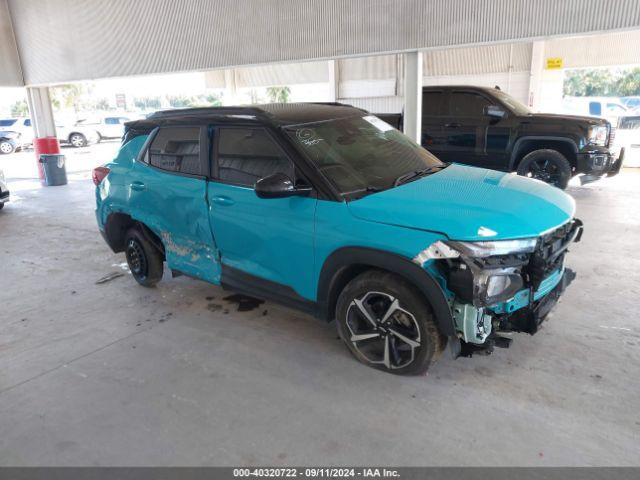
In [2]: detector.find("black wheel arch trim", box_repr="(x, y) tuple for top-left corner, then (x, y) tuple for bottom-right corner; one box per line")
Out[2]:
(509, 136), (578, 170)
(317, 247), (455, 336)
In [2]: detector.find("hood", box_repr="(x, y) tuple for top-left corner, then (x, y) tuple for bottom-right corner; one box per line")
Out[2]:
(524, 112), (609, 126)
(347, 164), (575, 241)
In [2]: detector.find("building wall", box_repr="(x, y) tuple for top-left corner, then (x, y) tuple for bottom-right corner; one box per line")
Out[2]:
(6, 0), (640, 86)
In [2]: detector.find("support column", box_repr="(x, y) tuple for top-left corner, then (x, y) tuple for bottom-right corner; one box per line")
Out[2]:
(528, 41), (545, 110)
(403, 51), (422, 143)
(26, 86), (60, 182)
(327, 59), (339, 102)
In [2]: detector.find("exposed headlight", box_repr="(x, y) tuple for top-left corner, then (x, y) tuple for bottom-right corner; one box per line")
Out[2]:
(413, 238), (537, 263)
(481, 270), (523, 305)
(588, 125), (608, 146)
(414, 239), (535, 307)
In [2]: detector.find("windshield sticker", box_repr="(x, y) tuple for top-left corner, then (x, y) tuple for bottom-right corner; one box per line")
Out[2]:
(363, 115), (394, 132)
(296, 128), (324, 146)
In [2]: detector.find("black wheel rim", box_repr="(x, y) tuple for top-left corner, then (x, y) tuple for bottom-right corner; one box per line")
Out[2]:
(126, 238), (148, 280)
(525, 159), (564, 187)
(346, 291), (421, 370)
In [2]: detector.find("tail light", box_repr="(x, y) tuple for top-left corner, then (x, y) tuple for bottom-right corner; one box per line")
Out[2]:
(92, 166), (110, 186)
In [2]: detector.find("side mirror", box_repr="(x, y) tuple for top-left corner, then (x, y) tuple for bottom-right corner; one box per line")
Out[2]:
(255, 173), (312, 199)
(484, 105), (506, 119)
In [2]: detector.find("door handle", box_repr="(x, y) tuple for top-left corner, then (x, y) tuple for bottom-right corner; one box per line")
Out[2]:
(445, 122), (462, 128)
(211, 195), (235, 206)
(130, 181), (146, 191)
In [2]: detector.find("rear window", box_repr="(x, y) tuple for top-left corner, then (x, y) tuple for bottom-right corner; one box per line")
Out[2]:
(147, 127), (203, 176)
(422, 91), (445, 116)
(619, 117), (640, 130)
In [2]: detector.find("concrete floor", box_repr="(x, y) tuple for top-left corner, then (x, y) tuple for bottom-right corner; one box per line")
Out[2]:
(0, 151), (639, 466)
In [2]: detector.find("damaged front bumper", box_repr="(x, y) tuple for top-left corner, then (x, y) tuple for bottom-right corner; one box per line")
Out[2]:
(417, 219), (583, 358)
(453, 268), (575, 358)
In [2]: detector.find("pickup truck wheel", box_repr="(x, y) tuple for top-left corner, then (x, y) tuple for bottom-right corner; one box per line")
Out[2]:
(336, 270), (444, 375)
(69, 133), (87, 148)
(124, 228), (163, 287)
(0, 140), (15, 154)
(517, 149), (571, 189)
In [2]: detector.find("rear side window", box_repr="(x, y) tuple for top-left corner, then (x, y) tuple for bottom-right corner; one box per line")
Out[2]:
(148, 127), (203, 176)
(422, 91), (445, 116)
(448, 92), (492, 117)
(216, 128), (293, 187)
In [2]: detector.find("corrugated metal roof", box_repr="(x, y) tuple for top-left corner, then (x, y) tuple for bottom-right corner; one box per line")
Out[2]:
(6, 0), (640, 86)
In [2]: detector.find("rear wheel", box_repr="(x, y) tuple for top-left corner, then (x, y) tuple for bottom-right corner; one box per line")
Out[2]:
(0, 140), (15, 154)
(336, 270), (444, 375)
(69, 133), (87, 148)
(124, 227), (164, 287)
(516, 149), (572, 189)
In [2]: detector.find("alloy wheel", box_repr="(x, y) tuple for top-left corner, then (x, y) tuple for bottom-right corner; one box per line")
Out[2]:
(0, 142), (14, 154)
(346, 291), (421, 369)
(524, 158), (563, 187)
(70, 134), (85, 147)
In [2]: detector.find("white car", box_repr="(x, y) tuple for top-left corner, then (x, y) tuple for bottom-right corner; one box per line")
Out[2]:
(616, 116), (640, 168)
(562, 96), (629, 125)
(0, 167), (9, 210)
(0, 117), (99, 148)
(76, 116), (130, 140)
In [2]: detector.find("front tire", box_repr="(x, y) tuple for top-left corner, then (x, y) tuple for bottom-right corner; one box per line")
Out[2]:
(336, 270), (445, 375)
(516, 149), (572, 189)
(124, 227), (164, 287)
(68, 133), (87, 148)
(0, 140), (15, 154)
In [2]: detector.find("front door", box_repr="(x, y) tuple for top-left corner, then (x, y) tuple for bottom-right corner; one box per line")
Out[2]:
(128, 125), (220, 283)
(207, 126), (316, 300)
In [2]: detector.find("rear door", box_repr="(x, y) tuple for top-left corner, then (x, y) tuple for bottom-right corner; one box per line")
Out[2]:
(207, 125), (316, 300)
(420, 89), (448, 159)
(128, 125), (220, 283)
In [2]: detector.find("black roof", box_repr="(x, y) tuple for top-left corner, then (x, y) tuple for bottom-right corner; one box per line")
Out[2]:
(128, 102), (367, 131)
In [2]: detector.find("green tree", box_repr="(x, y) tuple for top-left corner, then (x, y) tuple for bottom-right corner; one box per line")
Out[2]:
(167, 95), (195, 108)
(615, 68), (640, 96)
(134, 96), (161, 110)
(50, 83), (94, 113)
(266, 86), (291, 103)
(564, 68), (640, 97)
(10, 100), (28, 117)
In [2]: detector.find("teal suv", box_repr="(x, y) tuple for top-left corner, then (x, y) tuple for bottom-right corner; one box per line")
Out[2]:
(94, 103), (582, 375)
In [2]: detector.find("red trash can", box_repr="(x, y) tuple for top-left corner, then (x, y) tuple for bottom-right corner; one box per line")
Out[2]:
(33, 137), (61, 184)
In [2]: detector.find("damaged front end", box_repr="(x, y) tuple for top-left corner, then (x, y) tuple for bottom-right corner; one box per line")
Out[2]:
(416, 219), (583, 357)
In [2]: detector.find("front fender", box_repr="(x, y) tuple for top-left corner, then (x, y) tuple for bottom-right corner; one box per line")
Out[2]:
(317, 246), (455, 336)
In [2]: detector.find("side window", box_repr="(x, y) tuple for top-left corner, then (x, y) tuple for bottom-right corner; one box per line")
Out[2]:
(448, 92), (492, 117)
(216, 128), (293, 187)
(24, 119), (31, 127)
(105, 117), (119, 125)
(589, 102), (602, 116)
(422, 91), (445, 116)
(148, 127), (203, 176)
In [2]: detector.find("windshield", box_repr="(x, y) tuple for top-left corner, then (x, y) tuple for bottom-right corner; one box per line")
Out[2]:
(492, 90), (532, 115)
(285, 115), (444, 197)
(0, 119), (17, 127)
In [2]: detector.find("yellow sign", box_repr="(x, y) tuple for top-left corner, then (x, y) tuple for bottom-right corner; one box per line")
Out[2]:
(546, 57), (563, 69)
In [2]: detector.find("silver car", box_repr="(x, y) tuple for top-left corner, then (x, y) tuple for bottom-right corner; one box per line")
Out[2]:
(0, 167), (9, 210)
